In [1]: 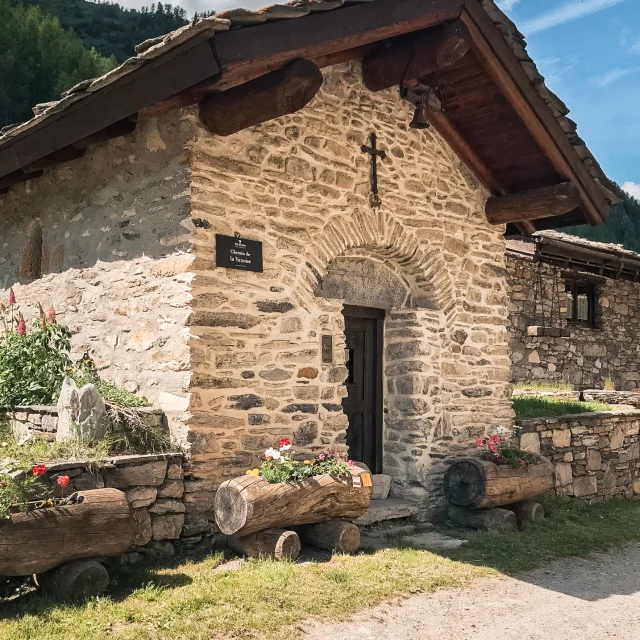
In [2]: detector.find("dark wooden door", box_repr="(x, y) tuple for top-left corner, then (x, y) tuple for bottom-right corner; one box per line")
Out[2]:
(342, 306), (383, 474)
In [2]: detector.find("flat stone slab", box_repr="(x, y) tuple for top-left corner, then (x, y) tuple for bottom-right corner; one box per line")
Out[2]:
(354, 498), (419, 526)
(401, 532), (467, 551)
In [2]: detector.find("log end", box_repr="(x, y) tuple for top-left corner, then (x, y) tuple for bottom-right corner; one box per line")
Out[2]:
(274, 530), (301, 560)
(214, 480), (250, 535)
(443, 458), (487, 508)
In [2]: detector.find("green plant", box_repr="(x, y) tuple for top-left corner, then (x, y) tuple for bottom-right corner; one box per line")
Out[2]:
(513, 396), (611, 419)
(0, 295), (71, 408)
(249, 439), (353, 483)
(603, 376), (616, 391)
(475, 435), (538, 469)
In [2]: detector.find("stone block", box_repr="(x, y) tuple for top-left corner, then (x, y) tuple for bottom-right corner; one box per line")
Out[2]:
(372, 474), (392, 500)
(586, 449), (601, 471)
(151, 514), (184, 540)
(126, 486), (158, 508)
(573, 474), (598, 498)
(149, 499), (186, 515)
(77, 383), (109, 440)
(105, 460), (168, 488)
(55, 377), (80, 442)
(610, 427), (625, 450)
(167, 464), (184, 480)
(552, 429), (572, 448)
(158, 479), (185, 499)
(633, 480), (640, 495)
(131, 508), (153, 547)
(354, 499), (419, 526)
(520, 432), (540, 454)
(554, 462), (573, 487)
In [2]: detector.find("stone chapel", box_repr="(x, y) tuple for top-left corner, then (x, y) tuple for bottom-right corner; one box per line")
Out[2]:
(0, 0), (617, 526)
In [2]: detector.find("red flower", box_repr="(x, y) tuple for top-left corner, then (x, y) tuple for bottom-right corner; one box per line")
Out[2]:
(519, 459), (526, 467)
(488, 443), (498, 453)
(496, 456), (504, 464)
(56, 475), (70, 487)
(48, 306), (56, 322)
(32, 464), (47, 477)
(17, 315), (26, 336)
(475, 439), (484, 447)
(279, 438), (291, 448)
(490, 435), (500, 444)
(9, 288), (15, 305)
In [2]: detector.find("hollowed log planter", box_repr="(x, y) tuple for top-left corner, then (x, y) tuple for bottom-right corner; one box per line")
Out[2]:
(0, 488), (134, 577)
(214, 468), (372, 537)
(443, 457), (554, 510)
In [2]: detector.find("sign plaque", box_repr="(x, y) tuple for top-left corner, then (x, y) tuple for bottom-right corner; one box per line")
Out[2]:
(216, 234), (263, 273)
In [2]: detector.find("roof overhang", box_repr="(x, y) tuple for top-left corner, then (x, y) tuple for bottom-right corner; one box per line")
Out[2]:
(0, 0), (614, 233)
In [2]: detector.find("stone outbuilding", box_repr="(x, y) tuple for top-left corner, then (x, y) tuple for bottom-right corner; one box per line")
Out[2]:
(508, 232), (640, 390)
(0, 0), (617, 525)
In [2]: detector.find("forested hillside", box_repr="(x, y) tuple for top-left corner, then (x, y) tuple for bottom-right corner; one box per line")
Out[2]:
(0, 0), (117, 127)
(566, 190), (640, 253)
(15, 0), (189, 62)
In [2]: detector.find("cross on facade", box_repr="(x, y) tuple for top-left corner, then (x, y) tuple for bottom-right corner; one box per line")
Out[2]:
(361, 132), (386, 206)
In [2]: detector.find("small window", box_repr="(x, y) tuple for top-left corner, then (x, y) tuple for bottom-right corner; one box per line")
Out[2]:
(565, 283), (597, 326)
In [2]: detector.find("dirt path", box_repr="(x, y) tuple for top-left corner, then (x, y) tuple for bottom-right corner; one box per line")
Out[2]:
(304, 544), (640, 640)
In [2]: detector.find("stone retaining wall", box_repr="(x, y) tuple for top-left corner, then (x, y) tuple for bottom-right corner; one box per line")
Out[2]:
(40, 453), (225, 559)
(518, 411), (640, 502)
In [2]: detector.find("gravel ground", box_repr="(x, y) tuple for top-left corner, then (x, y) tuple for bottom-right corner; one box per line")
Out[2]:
(304, 544), (640, 640)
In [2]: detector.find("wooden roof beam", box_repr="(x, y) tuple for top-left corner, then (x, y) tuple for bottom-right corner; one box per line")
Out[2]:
(486, 182), (581, 225)
(460, 0), (610, 226)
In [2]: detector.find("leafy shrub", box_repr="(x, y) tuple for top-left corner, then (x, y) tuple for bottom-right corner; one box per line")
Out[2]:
(0, 297), (71, 408)
(247, 439), (354, 483)
(475, 435), (539, 469)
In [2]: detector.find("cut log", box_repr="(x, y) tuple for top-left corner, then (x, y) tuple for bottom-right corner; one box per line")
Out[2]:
(507, 500), (545, 527)
(297, 520), (360, 554)
(443, 457), (554, 510)
(214, 467), (372, 537)
(228, 528), (301, 560)
(485, 182), (582, 225)
(0, 488), (134, 576)
(38, 559), (110, 599)
(200, 59), (323, 136)
(362, 22), (471, 92)
(448, 506), (517, 531)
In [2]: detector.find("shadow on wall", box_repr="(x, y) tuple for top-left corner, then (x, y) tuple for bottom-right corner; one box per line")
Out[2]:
(0, 115), (193, 290)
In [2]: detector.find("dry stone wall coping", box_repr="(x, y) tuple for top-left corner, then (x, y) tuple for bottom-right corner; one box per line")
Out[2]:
(517, 410), (640, 503)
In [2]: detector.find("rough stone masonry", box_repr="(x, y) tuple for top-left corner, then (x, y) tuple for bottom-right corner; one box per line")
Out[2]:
(0, 60), (513, 528)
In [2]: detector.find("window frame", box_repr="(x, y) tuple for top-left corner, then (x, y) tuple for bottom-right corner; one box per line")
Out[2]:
(564, 281), (597, 328)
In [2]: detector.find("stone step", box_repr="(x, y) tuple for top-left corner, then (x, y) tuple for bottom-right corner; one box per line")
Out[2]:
(353, 498), (419, 526)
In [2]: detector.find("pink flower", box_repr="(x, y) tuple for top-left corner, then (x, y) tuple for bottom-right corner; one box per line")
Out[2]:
(496, 456), (504, 464)
(9, 289), (15, 305)
(475, 439), (484, 447)
(347, 460), (355, 468)
(32, 464), (47, 477)
(488, 444), (498, 453)
(48, 306), (56, 322)
(56, 475), (70, 487)
(490, 435), (500, 444)
(519, 459), (526, 467)
(317, 453), (325, 461)
(17, 315), (26, 336)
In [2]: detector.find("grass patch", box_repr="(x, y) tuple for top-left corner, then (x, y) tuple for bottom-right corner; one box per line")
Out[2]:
(72, 376), (149, 408)
(513, 380), (575, 392)
(3, 498), (640, 639)
(513, 396), (611, 419)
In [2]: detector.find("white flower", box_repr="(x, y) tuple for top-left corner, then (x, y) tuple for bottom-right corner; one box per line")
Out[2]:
(264, 448), (281, 460)
(280, 444), (291, 451)
(493, 425), (512, 437)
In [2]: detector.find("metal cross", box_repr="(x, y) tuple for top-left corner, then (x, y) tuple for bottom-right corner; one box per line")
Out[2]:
(361, 132), (386, 197)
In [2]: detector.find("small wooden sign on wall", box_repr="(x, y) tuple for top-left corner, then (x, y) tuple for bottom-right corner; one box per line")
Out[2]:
(216, 234), (263, 273)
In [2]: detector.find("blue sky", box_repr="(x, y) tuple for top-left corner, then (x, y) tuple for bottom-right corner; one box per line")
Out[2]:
(497, 0), (640, 198)
(119, 0), (639, 197)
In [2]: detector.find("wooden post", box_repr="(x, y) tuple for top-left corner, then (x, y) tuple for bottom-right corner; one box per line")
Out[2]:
(362, 22), (471, 92)
(228, 529), (301, 560)
(448, 505), (517, 531)
(297, 521), (360, 554)
(506, 500), (545, 527)
(485, 182), (582, 225)
(199, 59), (323, 136)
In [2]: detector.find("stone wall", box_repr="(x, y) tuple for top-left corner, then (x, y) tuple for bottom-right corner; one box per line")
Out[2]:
(508, 254), (640, 389)
(518, 411), (640, 502)
(184, 59), (514, 519)
(0, 114), (195, 443)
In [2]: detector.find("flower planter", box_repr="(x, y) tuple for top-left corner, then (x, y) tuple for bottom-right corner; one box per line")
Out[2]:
(214, 466), (373, 537)
(443, 457), (554, 510)
(0, 488), (134, 577)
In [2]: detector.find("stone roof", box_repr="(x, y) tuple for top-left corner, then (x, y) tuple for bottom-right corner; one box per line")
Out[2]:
(0, 0), (619, 206)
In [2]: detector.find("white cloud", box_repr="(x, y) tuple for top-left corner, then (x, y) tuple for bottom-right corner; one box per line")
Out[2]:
(522, 0), (628, 35)
(623, 182), (640, 199)
(496, 0), (520, 10)
(590, 67), (639, 87)
(631, 39), (640, 54)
